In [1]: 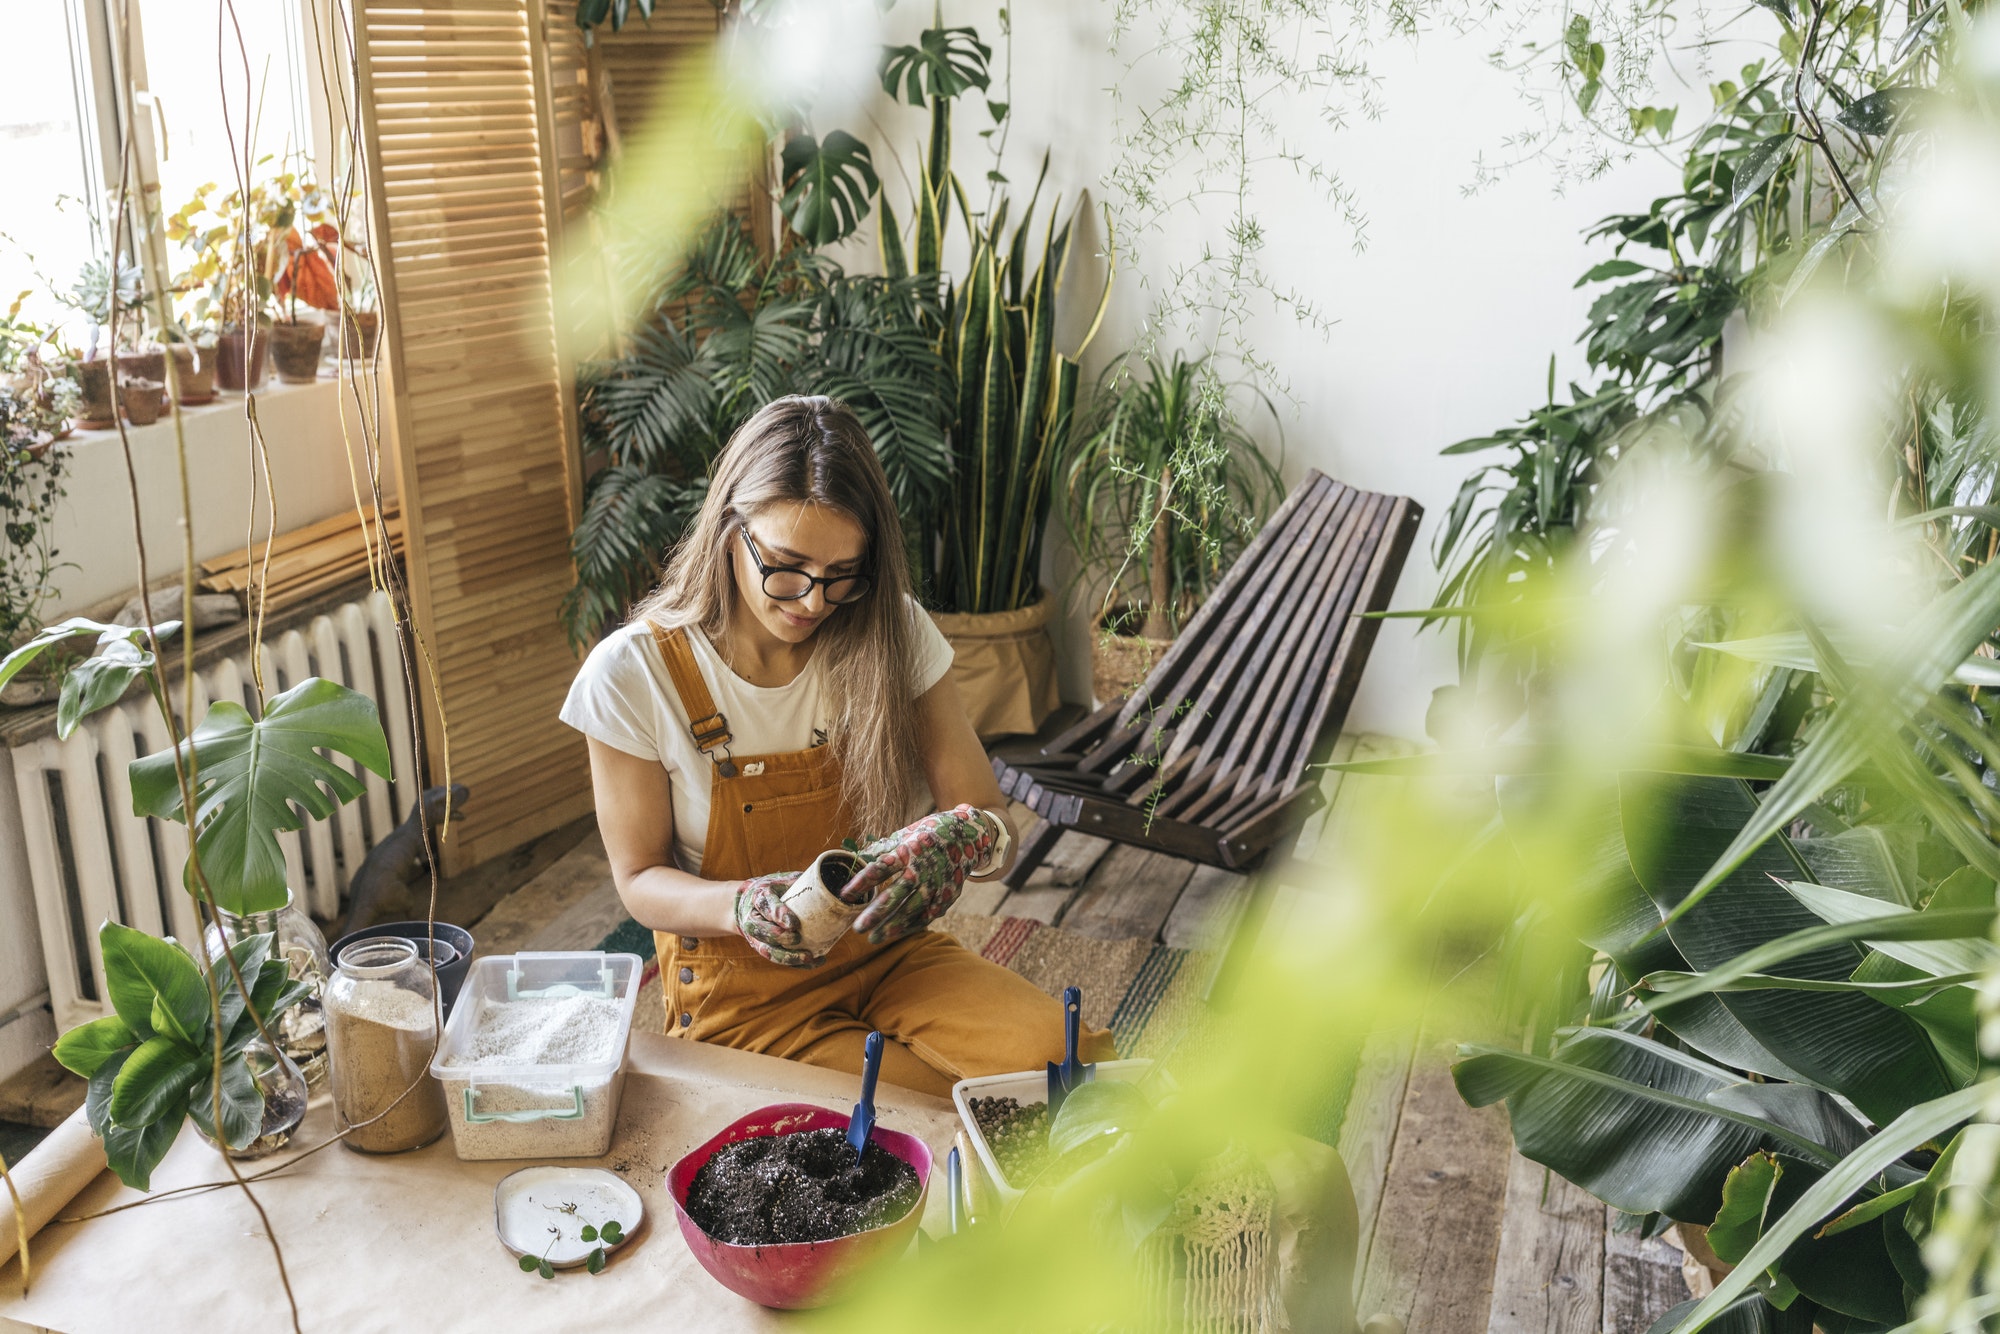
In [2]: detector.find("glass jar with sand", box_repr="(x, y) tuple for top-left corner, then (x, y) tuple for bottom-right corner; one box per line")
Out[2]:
(324, 938), (449, 1153)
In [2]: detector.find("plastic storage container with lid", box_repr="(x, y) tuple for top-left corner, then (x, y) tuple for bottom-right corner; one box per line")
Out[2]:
(429, 951), (643, 1160)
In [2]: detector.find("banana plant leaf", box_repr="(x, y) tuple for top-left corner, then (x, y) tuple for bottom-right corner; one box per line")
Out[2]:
(1645, 1292), (1815, 1334)
(1669, 555), (2000, 926)
(128, 677), (392, 916)
(1453, 1027), (1857, 1221)
(1620, 776), (1958, 1124)
(1506, 779), (1807, 1082)
(1662, 1083), (1989, 1332)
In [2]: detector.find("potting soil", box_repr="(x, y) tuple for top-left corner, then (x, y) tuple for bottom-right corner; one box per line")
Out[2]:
(683, 1128), (919, 1246)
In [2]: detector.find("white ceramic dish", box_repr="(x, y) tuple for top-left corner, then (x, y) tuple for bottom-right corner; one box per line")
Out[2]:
(950, 1058), (1156, 1205)
(493, 1165), (644, 1269)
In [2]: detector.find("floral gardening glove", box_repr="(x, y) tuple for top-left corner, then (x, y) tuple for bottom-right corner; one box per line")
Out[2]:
(839, 805), (1000, 945)
(733, 871), (819, 968)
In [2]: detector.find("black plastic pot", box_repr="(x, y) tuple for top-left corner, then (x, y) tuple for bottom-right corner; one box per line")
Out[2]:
(330, 920), (476, 1014)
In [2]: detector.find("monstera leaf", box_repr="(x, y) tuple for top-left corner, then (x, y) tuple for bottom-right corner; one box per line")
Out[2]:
(128, 677), (391, 915)
(780, 131), (878, 248)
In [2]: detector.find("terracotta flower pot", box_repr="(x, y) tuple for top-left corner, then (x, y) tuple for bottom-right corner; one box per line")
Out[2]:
(120, 378), (164, 427)
(215, 327), (268, 391)
(340, 309), (381, 361)
(270, 320), (326, 384)
(166, 343), (216, 405)
(113, 345), (166, 386)
(74, 359), (116, 429)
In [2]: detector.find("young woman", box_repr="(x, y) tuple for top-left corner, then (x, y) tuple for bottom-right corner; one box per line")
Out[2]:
(562, 395), (1116, 1096)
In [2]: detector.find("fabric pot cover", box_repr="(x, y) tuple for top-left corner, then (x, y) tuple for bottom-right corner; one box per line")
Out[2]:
(929, 589), (1062, 741)
(1091, 625), (1174, 707)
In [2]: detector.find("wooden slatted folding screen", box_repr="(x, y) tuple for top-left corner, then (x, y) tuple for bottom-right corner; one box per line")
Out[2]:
(597, 4), (775, 254)
(353, 0), (593, 869)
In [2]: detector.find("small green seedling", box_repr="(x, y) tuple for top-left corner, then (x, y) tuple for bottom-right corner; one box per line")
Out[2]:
(841, 836), (862, 854)
(517, 1218), (623, 1279)
(581, 1219), (624, 1275)
(518, 1244), (556, 1280)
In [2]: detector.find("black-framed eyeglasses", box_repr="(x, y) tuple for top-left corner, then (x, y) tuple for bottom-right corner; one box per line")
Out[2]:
(738, 525), (873, 605)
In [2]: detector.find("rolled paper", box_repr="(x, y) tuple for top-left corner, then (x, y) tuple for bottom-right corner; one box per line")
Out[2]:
(781, 849), (867, 956)
(0, 1106), (108, 1270)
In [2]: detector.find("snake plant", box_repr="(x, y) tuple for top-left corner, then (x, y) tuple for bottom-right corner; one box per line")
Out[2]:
(879, 104), (1112, 614)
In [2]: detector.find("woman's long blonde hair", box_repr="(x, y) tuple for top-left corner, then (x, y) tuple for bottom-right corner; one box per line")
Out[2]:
(634, 396), (924, 839)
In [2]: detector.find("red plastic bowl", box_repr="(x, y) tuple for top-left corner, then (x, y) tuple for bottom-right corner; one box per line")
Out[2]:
(667, 1101), (933, 1309)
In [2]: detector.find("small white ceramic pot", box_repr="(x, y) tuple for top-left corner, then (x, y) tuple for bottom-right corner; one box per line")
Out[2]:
(781, 849), (868, 956)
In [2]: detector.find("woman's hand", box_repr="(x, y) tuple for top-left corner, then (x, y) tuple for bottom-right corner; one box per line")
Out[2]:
(839, 805), (999, 944)
(733, 871), (820, 967)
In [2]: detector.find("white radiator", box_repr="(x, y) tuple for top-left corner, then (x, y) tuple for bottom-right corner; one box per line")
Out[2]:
(11, 589), (419, 1032)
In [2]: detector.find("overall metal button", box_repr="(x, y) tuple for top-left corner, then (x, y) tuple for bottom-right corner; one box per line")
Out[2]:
(679, 1012), (692, 1028)
(679, 967), (694, 984)
(681, 936), (698, 950)
(742, 803), (753, 813)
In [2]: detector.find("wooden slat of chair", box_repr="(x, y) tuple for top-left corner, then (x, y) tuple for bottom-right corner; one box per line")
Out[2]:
(1146, 482), (1358, 779)
(1152, 488), (1372, 817)
(1192, 492), (1392, 812)
(1266, 496), (1423, 782)
(991, 470), (1421, 879)
(1111, 474), (1343, 735)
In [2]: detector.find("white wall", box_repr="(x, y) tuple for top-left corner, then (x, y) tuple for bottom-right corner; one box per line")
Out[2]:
(46, 376), (391, 617)
(835, 4), (1687, 741)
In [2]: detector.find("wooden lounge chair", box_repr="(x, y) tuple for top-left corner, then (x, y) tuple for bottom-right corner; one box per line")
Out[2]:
(993, 470), (1422, 884)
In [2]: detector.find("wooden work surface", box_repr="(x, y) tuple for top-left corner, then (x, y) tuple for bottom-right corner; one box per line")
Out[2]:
(0, 1034), (960, 1334)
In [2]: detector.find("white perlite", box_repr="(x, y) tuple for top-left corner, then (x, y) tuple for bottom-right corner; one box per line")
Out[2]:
(441, 993), (622, 1069)
(437, 991), (627, 1160)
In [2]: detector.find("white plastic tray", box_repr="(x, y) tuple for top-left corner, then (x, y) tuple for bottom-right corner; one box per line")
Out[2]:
(430, 951), (642, 1160)
(951, 1058), (1155, 1205)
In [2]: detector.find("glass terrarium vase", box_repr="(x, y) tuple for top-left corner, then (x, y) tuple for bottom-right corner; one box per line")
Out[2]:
(192, 1038), (309, 1160)
(204, 890), (332, 1090)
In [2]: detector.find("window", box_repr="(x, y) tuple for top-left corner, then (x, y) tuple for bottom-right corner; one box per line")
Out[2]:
(0, 3), (106, 333)
(0, 0), (320, 349)
(137, 0), (313, 228)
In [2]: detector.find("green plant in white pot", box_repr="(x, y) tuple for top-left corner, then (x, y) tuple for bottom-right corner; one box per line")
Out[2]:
(1, 615), (391, 1186)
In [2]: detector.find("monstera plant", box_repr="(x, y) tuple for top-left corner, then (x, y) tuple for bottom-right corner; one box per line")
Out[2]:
(2, 615), (390, 1186)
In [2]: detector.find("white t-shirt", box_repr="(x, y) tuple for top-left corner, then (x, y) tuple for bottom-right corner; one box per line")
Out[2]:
(559, 599), (956, 874)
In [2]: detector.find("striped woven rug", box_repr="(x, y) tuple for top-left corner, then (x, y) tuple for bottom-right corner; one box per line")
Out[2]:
(593, 913), (1214, 1059)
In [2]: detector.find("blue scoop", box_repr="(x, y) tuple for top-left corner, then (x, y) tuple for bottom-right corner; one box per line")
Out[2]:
(1046, 986), (1095, 1119)
(846, 1031), (884, 1163)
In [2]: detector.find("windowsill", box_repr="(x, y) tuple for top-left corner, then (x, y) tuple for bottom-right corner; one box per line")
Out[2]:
(55, 371), (376, 454)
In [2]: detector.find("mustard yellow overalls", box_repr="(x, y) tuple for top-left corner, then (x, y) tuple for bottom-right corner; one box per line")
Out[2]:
(646, 623), (1117, 1097)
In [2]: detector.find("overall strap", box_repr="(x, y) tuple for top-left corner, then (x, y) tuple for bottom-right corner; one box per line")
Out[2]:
(646, 622), (737, 776)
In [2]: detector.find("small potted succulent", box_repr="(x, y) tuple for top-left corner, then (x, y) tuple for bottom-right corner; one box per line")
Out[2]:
(58, 258), (146, 426)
